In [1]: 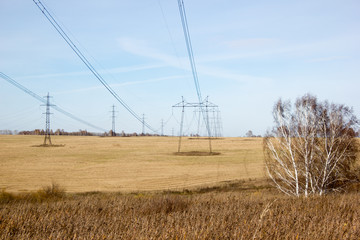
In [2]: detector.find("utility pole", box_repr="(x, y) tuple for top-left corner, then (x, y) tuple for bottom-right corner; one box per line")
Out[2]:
(42, 93), (55, 145)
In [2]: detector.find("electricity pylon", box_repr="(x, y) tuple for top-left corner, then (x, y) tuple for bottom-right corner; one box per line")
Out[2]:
(110, 105), (117, 136)
(42, 93), (55, 145)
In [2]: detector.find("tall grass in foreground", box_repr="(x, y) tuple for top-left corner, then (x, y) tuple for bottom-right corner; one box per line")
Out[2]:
(1, 189), (360, 239)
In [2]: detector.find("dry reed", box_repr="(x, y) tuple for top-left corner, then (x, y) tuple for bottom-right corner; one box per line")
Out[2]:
(1, 187), (360, 239)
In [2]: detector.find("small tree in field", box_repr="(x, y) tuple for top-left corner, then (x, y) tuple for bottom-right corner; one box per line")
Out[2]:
(264, 94), (359, 197)
(245, 130), (254, 137)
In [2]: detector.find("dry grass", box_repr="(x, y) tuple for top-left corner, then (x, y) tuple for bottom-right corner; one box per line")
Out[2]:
(0, 135), (264, 193)
(1, 186), (360, 239)
(0, 183), (65, 204)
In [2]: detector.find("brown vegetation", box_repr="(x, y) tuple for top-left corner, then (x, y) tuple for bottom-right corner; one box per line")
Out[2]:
(1, 185), (360, 239)
(0, 183), (65, 204)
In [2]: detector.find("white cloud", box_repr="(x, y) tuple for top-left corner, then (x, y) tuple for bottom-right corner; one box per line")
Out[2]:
(199, 34), (360, 63)
(223, 38), (280, 49)
(307, 56), (348, 63)
(116, 37), (272, 84)
(196, 65), (273, 84)
(15, 63), (166, 81)
(117, 37), (186, 68)
(54, 75), (185, 95)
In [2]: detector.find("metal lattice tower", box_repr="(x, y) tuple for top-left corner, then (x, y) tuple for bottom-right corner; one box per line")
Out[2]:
(172, 96), (220, 152)
(0, 72), (106, 132)
(111, 105), (117, 136)
(42, 93), (55, 145)
(161, 119), (164, 136)
(142, 114), (145, 135)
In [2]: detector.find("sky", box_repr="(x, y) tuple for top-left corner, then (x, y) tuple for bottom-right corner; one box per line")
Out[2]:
(0, 0), (359, 137)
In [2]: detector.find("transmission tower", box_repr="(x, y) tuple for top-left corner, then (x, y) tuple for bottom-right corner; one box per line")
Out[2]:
(193, 98), (223, 137)
(215, 110), (223, 137)
(41, 93), (55, 145)
(172, 96), (219, 152)
(0, 72), (106, 132)
(142, 114), (145, 135)
(161, 119), (164, 136)
(110, 105), (117, 136)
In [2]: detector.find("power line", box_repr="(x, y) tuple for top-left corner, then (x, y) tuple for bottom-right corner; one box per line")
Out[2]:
(32, 0), (156, 133)
(157, 0), (183, 68)
(177, 0), (212, 140)
(177, 0), (202, 102)
(0, 72), (107, 132)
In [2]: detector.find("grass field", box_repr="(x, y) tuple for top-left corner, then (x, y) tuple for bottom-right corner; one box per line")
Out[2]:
(0, 135), (265, 193)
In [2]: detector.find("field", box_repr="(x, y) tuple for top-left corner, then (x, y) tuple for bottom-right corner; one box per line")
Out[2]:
(0, 135), (265, 193)
(1, 135), (360, 239)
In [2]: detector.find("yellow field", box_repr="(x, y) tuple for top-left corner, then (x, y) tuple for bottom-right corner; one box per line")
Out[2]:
(0, 135), (265, 193)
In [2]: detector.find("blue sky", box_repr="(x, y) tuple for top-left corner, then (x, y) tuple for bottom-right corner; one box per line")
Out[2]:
(1, 0), (359, 137)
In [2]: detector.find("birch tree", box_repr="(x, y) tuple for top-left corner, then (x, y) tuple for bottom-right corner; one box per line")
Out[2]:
(264, 94), (358, 197)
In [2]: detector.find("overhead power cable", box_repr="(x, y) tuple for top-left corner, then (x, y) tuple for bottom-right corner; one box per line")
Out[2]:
(32, 0), (156, 133)
(177, 0), (202, 102)
(0, 72), (107, 132)
(177, 0), (212, 138)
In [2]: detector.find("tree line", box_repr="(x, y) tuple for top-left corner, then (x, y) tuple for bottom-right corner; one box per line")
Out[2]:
(0, 129), (162, 137)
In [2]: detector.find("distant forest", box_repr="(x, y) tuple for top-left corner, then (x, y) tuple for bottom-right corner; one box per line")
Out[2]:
(0, 129), (162, 137)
